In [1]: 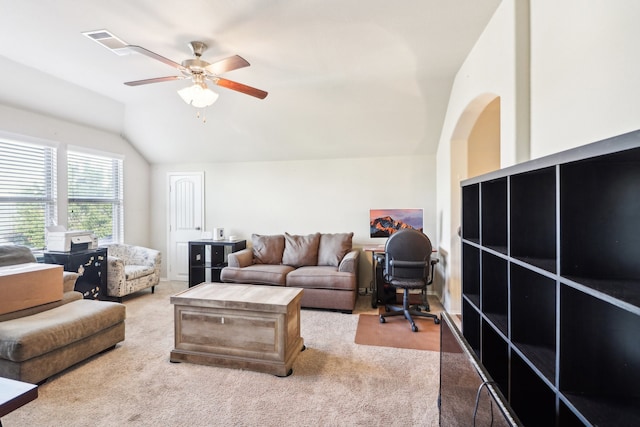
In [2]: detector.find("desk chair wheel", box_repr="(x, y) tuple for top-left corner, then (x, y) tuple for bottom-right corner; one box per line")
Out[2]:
(411, 323), (418, 332)
(434, 317), (441, 325)
(379, 315), (386, 324)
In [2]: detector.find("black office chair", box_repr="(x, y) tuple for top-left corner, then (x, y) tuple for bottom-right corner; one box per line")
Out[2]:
(379, 229), (440, 332)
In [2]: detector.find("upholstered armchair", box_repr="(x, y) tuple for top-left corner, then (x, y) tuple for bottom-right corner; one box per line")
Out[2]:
(105, 244), (161, 300)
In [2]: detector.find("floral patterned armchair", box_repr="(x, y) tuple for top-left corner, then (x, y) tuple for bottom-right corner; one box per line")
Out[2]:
(105, 244), (161, 300)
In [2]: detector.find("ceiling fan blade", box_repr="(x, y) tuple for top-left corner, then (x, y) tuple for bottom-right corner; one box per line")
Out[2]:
(213, 77), (268, 99)
(205, 55), (250, 75)
(126, 45), (187, 72)
(124, 76), (184, 86)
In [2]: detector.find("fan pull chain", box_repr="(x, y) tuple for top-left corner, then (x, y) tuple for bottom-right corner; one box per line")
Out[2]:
(195, 109), (207, 123)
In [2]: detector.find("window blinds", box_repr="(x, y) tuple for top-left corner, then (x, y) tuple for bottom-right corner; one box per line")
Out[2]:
(67, 150), (123, 244)
(0, 139), (57, 249)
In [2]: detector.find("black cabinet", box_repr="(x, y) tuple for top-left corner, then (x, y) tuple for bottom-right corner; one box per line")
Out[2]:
(459, 130), (640, 426)
(188, 239), (246, 287)
(44, 247), (107, 300)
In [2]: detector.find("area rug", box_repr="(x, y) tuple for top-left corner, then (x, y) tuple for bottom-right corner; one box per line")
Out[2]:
(354, 295), (443, 351)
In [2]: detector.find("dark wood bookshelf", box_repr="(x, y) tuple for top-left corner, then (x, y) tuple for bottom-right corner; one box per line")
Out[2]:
(459, 129), (640, 426)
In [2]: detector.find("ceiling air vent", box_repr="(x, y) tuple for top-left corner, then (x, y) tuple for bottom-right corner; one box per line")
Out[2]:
(82, 29), (129, 55)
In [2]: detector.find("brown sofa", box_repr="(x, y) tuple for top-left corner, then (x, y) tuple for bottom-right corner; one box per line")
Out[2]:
(220, 232), (359, 313)
(0, 245), (125, 383)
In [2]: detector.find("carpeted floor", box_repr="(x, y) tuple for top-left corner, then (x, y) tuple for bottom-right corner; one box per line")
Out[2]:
(4, 282), (441, 427)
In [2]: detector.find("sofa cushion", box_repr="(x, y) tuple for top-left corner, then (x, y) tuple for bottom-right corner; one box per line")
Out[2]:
(282, 233), (321, 267)
(0, 299), (125, 362)
(0, 291), (82, 323)
(252, 234), (285, 265)
(220, 264), (294, 287)
(124, 265), (155, 280)
(286, 266), (356, 291)
(318, 232), (353, 267)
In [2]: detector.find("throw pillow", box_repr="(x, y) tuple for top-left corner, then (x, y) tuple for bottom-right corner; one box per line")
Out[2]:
(318, 232), (353, 267)
(252, 234), (285, 265)
(282, 232), (321, 267)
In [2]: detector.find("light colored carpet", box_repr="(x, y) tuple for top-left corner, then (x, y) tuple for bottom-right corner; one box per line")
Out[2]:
(4, 282), (440, 427)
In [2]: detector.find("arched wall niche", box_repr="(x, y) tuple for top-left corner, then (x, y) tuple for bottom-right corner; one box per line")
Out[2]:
(442, 93), (501, 313)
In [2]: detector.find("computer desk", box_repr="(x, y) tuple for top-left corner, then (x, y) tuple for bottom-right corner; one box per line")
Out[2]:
(362, 245), (385, 307)
(363, 245), (438, 309)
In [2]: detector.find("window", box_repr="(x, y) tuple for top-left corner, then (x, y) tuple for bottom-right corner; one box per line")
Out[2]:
(67, 150), (123, 244)
(0, 139), (57, 249)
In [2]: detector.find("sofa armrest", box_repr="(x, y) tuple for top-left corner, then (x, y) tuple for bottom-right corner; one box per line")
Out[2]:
(63, 271), (79, 293)
(227, 248), (254, 268)
(338, 249), (359, 274)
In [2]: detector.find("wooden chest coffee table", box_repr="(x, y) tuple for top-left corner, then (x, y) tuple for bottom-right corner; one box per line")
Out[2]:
(170, 283), (304, 376)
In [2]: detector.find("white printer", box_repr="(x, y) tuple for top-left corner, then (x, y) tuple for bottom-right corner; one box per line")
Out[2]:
(46, 227), (98, 252)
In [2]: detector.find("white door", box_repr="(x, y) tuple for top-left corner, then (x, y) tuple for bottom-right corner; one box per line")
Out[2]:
(168, 172), (204, 281)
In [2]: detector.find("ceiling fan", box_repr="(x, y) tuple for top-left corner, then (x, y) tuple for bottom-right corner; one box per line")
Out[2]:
(124, 41), (268, 101)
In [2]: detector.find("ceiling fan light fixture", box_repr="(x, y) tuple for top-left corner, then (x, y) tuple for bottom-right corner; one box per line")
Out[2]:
(120, 39), (267, 103)
(177, 83), (219, 108)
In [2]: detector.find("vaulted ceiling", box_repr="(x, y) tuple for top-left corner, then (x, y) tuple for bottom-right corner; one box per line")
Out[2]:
(0, 1), (501, 164)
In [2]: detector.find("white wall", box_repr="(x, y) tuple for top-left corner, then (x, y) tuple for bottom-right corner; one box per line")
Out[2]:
(150, 155), (437, 287)
(0, 104), (151, 246)
(436, 0), (640, 312)
(0, 56), (123, 135)
(529, 0), (640, 157)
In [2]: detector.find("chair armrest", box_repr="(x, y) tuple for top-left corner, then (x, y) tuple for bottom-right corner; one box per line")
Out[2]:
(107, 256), (126, 281)
(338, 250), (359, 274)
(227, 248), (254, 268)
(153, 251), (162, 275)
(144, 249), (162, 275)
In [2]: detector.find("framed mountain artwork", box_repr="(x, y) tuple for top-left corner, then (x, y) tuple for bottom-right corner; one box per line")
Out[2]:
(369, 208), (424, 238)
